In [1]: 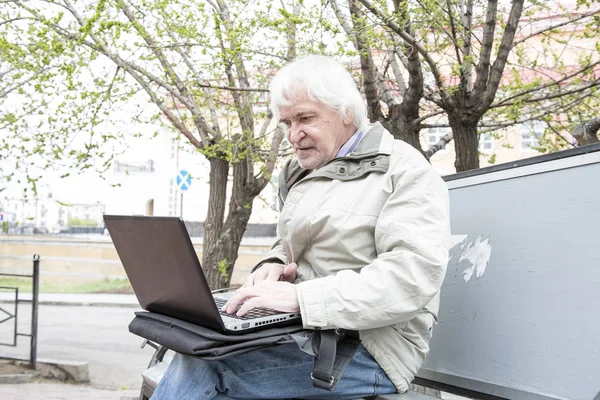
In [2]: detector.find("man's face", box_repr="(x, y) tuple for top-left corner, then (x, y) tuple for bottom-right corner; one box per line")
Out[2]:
(279, 98), (356, 170)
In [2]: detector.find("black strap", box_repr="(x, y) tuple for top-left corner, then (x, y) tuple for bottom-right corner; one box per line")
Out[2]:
(311, 329), (361, 391)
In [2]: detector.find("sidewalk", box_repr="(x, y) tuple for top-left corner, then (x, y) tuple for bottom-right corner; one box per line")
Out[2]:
(0, 292), (140, 307)
(0, 383), (139, 400)
(0, 292), (143, 399)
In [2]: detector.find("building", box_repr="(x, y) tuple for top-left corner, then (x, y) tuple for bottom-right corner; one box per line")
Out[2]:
(0, 122), (280, 232)
(0, 197), (105, 233)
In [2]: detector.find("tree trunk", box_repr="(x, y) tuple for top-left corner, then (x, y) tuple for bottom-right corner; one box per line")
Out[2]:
(449, 113), (480, 172)
(572, 117), (600, 146)
(388, 104), (423, 154)
(203, 156), (229, 289)
(204, 200), (253, 289)
(203, 207), (252, 289)
(203, 156), (256, 289)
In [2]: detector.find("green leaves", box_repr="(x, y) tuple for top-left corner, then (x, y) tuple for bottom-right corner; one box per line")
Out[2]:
(1, 0), (329, 198)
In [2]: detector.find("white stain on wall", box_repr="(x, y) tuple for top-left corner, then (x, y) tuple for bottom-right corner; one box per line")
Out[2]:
(459, 236), (492, 282)
(451, 234), (468, 247)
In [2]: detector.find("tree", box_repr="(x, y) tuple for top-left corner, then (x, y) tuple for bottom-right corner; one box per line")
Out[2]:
(333, 0), (600, 171)
(572, 117), (600, 145)
(329, 0), (427, 154)
(2, 0), (328, 288)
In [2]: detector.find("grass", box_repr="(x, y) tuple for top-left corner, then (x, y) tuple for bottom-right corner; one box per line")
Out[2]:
(0, 276), (133, 294)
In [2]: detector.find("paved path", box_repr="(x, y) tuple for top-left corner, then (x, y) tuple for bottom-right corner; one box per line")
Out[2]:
(0, 383), (139, 400)
(0, 295), (147, 399)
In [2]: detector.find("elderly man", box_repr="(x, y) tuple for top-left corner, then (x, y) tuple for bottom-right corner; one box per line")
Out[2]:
(152, 55), (450, 399)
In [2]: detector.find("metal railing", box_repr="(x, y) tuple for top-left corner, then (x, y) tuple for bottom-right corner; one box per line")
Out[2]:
(0, 254), (40, 368)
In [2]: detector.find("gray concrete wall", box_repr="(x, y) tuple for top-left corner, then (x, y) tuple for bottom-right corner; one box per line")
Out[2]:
(420, 151), (600, 400)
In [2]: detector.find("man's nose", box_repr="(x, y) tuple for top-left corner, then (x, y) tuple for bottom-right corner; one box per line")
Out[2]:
(288, 123), (305, 145)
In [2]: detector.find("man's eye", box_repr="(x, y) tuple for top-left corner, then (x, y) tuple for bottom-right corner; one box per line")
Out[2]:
(299, 115), (314, 123)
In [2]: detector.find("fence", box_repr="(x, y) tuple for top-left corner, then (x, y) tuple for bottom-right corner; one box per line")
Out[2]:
(0, 254), (39, 368)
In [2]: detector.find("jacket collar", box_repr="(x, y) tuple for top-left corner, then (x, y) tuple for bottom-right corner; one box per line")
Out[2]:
(280, 123), (394, 200)
(342, 122), (393, 159)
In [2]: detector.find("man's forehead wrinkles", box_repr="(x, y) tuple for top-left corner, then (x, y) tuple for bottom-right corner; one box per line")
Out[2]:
(294, 111), (316, 119)
(280, 108), (318, 120)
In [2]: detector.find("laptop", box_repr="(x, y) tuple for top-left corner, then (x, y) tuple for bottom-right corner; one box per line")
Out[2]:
(103, 215), (301, 334)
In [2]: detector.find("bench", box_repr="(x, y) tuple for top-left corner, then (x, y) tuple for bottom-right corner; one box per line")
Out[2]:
(140, 143), (600, 400)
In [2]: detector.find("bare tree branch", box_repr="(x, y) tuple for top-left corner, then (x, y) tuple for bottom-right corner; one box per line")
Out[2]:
(493, 79), (600, 108)
(376, 72), (399, 106)
(285, 0), (299, 60)
(460, 0), (474, 90)
(479, 97), (587, 134)
(445, 0), (463, 66)
(513, 9), (600, 47)
(256, 117), (285, 189)
(88, 66), (120, 128)
(391, 0), (424, 113)
(116, 0), (213, 141)
(492, 61), (600, 108)
(0, 68), (50, 97)
(20, 0), (211, 143)
(0, 16), (28, 27)
(544, 121), (577, 147)
(357, 0), (446, 96)
(214, 0), (255, 145)
(478, 0), (525, 112)
(330, 0), (355, 41)
(194, 82), (268, 93)
(349, 0), (384, 122)
(388, 48), (407, 95)
(471, 0), (498, 99)
(413, 0), (462, 56)
(164, 30), (223, 138)
(424, 132), (453, 159)
(415, 110), (445, 124)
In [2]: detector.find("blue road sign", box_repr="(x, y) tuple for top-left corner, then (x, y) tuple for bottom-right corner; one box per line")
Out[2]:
(176, 170), (192, 191)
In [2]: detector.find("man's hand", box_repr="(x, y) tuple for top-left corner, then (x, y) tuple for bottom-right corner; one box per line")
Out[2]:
(221, 280), (300, 317)
(243, 262), (298, 287)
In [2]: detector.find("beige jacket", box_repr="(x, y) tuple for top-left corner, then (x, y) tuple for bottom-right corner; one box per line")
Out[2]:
(257, 123), (451, 392)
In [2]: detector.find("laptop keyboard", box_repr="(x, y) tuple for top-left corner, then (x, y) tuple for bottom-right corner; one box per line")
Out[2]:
(214, 297), (281, 320)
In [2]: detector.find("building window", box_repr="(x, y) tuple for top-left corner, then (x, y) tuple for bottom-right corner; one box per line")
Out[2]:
(520, 121), (544, 151)
(427, 127), (450, 152)
(478, 133), (493, 152)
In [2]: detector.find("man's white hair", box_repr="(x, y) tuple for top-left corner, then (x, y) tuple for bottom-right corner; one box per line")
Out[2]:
(269, 55), (367, 131)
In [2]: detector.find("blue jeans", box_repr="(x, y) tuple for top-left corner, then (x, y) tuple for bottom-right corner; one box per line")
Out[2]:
(152, 344), (397, 400)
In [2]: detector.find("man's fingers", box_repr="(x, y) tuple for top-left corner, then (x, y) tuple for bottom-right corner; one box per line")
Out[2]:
(282, 262), (298, 282)
(236, 296), (267, 317)
(266, 264), (284, 281)
(243, 273), (256, 288)
(244, 263), (285, 287)
(222, 287), (254, 314)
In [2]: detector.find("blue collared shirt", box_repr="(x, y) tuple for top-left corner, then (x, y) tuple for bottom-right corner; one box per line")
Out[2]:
(335, 129), (364, 158)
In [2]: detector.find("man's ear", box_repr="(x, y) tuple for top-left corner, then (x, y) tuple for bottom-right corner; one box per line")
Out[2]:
(342, 112), (354, 126)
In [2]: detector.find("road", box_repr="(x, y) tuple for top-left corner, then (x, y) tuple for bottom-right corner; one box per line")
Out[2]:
(0, 303), (154, 392)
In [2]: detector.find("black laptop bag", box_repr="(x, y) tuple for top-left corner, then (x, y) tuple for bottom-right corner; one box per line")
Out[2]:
(129, 311), (361, 391)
